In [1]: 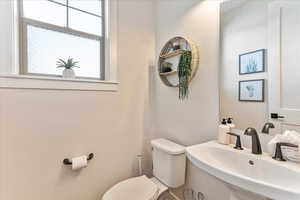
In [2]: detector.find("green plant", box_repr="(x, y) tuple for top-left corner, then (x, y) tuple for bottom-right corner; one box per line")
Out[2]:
(56, 58), (80, 69)
(246, 85), (255, 97)
(246, 59), (258, 73)
(178, 51), (192, 100)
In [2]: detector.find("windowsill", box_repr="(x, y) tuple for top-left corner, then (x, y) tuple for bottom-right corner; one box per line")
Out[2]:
(0, 74), (119, 91)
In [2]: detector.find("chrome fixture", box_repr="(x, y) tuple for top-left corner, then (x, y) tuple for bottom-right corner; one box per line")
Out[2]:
(244, 128), (262, 155)
(273, 143), (299, 161)
(227, 132), (243, 150)
(261, 122), (275, 134)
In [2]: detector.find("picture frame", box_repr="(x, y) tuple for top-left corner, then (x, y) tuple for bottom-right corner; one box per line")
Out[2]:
(239, 79), (265, 102)
(239, 49), (265, 75)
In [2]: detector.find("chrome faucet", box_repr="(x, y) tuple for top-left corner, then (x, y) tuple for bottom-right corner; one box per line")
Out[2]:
(244, 128), (262, 155)
(261, 122), (275, 134)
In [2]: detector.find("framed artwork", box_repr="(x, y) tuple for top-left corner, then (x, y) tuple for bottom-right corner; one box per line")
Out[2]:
(239, 79), (265, 102)
(239, 49), (265, 75)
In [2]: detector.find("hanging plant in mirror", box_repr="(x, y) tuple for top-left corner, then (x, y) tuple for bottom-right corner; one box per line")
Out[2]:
(178, 51), (192, 100)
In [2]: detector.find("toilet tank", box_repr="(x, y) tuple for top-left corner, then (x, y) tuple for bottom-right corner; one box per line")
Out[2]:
(151, 139), (186, 188)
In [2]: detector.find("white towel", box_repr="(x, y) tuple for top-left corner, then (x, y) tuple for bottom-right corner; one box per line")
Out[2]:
(268, 130), (300, 162)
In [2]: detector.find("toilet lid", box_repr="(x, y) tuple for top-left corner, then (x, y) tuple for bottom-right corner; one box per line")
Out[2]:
(102, 176), (159, 200)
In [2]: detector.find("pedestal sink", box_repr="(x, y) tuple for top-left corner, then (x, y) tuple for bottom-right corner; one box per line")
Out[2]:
(186, 141), (300, 200)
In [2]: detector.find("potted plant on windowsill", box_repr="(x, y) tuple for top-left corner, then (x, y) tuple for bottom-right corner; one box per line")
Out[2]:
(56, 58), (80, 79)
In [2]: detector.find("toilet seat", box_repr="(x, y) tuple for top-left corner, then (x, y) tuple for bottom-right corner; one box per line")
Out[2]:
(102, 176), (159, 200)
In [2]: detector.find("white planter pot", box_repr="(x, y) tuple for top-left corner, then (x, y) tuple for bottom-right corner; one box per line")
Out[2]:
(62, 68), (75, 78)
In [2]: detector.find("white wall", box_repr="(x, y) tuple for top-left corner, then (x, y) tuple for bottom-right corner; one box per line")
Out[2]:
(0, 1), (14, 74)
(0, 0), (264, 199)
(220, 0), (272, 130)
(153, 0), (220, 145)
(151, 0), (222, 198)
(0, 0), (155, 200)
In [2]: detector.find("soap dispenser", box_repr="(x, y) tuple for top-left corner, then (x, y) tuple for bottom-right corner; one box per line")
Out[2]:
(227, 118), (236, 131)
(218, 119), (230, 145)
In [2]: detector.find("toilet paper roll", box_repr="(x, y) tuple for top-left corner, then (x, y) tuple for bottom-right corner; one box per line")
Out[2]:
(72, 155), (88, 170)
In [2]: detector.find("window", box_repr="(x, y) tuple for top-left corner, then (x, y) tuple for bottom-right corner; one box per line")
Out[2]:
(20, 0), (105, 80)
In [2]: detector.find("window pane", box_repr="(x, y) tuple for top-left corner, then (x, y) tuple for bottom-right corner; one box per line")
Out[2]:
(27, 25), (101, 78)
(23, 0), (67, 27)
(69, 8), (102, 36)
(69, 0), (102, 16)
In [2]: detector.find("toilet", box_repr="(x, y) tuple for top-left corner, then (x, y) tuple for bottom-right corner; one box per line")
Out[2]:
(102, 138), (186, 200)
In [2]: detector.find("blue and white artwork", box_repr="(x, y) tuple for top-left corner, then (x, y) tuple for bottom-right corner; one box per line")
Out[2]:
(239, 80), (264, 102)
(239, 49), (265, 74)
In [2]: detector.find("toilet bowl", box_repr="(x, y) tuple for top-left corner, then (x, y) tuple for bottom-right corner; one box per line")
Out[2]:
(102, 176), (167, 200)
(102, 139), (186, 200)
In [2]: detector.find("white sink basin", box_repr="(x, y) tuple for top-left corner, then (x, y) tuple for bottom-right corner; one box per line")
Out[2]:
(186, 141), (300, 200)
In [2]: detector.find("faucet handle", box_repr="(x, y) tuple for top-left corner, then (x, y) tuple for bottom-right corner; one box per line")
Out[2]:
(261, 122), (275, 134)
(273, 142), (299, 161)
(227, 132), (243, 150)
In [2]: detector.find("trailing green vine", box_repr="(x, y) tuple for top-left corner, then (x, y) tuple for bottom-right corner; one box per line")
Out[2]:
(178, 51), (192, 100)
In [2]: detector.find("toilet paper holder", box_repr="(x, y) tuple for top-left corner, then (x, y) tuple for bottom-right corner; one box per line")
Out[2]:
(63, 153), (94, 165)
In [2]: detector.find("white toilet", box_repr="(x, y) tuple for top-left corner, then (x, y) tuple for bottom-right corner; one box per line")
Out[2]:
(102, 138), (186, 200)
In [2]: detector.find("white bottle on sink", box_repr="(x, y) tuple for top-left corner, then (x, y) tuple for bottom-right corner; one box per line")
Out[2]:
(227, 118), (236, 131)
(218, 119), (230, 145)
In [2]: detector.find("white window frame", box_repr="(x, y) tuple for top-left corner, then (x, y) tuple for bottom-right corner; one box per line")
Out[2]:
(20, 0), (106, 80)
(0, 0), (118, 91)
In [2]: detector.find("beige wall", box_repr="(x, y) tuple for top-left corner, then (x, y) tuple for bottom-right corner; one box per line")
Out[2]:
(0, 0), (155, 200)
(151, 0), (222, 198)
(220, 0), (271, 131)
